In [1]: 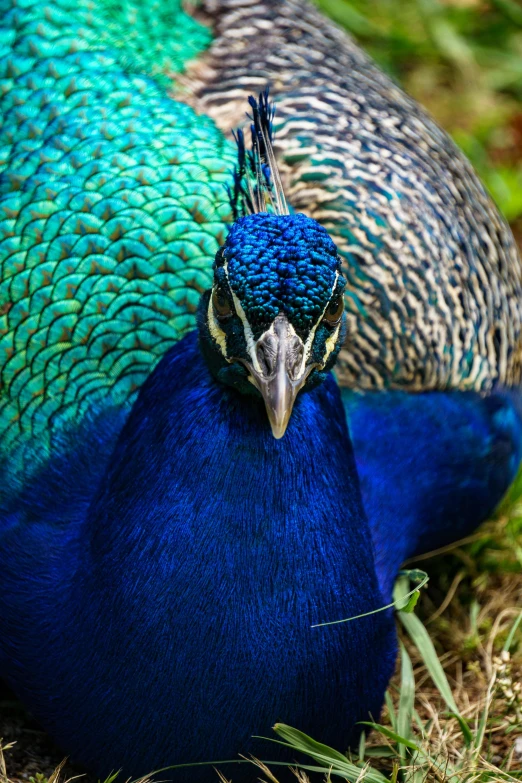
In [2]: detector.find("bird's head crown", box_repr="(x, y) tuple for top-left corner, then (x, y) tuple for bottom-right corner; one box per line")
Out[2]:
(198, 90), (346, 438)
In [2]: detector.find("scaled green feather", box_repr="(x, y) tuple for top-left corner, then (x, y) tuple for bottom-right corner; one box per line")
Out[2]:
(0, 0), (236, 479)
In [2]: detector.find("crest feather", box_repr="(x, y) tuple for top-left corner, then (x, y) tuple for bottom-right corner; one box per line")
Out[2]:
(228, 88), (289, 220)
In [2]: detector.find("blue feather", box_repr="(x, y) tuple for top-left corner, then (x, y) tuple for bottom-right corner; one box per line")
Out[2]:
(343, 388), (522, 595)
(0, 330), (396, 779)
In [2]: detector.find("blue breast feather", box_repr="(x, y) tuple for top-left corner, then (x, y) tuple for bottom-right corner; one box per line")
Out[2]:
(0, 329), (396, 780)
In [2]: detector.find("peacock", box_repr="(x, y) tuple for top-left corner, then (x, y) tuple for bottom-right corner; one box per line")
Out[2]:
(0, 0), (521, 779)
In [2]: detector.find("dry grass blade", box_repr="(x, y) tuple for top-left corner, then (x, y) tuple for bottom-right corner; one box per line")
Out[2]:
(0, 741), (15, 783)
(245, 756), (282, 783)
(46, 759), (70, 783)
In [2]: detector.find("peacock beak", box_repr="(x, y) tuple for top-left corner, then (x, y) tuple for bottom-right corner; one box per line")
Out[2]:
(245, 314), (316, 439)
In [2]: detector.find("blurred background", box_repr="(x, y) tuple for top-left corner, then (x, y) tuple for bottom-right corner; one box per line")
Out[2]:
(315, 0), (522, 245)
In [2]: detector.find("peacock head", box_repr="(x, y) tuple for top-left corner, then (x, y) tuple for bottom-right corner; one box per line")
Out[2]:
(198, 91), (346, 439)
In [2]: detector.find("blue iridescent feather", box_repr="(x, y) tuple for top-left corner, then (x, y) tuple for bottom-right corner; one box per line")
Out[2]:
(0, 330), (396, 779)
(344, 389), (522, 595)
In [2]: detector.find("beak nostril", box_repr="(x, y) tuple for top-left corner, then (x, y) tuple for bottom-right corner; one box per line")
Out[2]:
(256, 335), (277, 376)
(255, 322), (305, 382)
(286, 338), (304, 381)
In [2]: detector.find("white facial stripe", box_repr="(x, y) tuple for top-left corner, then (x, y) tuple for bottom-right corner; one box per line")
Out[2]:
(207, 294), (228, 358)
(231, 290), (263, 373)
(223, 260), (263, 374)
(322, 322), (341, 366)
(300, 270), (340, 373)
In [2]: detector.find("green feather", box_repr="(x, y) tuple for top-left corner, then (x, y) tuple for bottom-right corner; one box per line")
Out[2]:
(0, 0), (236, 479)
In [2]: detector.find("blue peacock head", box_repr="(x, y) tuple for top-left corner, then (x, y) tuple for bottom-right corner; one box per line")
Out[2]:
(198, 90), (346, 438)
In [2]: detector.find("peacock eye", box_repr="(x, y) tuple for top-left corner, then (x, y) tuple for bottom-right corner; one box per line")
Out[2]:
(323, 295), (344, 326)
(212, 286), (233, 320)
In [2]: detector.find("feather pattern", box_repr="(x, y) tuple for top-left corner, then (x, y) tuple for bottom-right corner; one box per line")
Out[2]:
(0, 0), (236, 485)
(184, 0), (522, 393)
(0, 330), (397, 780)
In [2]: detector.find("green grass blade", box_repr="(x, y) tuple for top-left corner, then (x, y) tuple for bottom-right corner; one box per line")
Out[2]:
(312, 571), (428, 628)
(503, 610), (522, 653)
(358, 730), (366, 763)
(358, 722), (419, 752)
(261, 760), (383, 777)
(472, 672), (496, 762)
(395, 580), (457, 714)
(453, 713), (473, 748)
(270, 724), (391, 783)
(272, 723), (350, 765)
(397, 642), (415, 762)
(363, 746), (397, 759)
(99, 774), (121, 783)
(384, 691), (397, 732)
(394, 576), (473, 747)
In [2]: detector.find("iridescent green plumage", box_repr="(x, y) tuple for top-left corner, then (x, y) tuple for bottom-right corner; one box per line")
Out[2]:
(0, 0), (236, 480)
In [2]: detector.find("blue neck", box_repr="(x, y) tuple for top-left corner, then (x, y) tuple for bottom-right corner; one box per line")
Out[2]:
(88, 331), (373, 601)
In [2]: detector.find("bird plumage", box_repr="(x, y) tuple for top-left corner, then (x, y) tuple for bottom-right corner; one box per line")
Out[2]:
(343, 387), (522, 595)
(1, 329), (397, 779)
(186, 0), (522, 392)
(183, 0), (522, 587)
(1, 0), (522, 778)
(0, 0), (234, 479)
